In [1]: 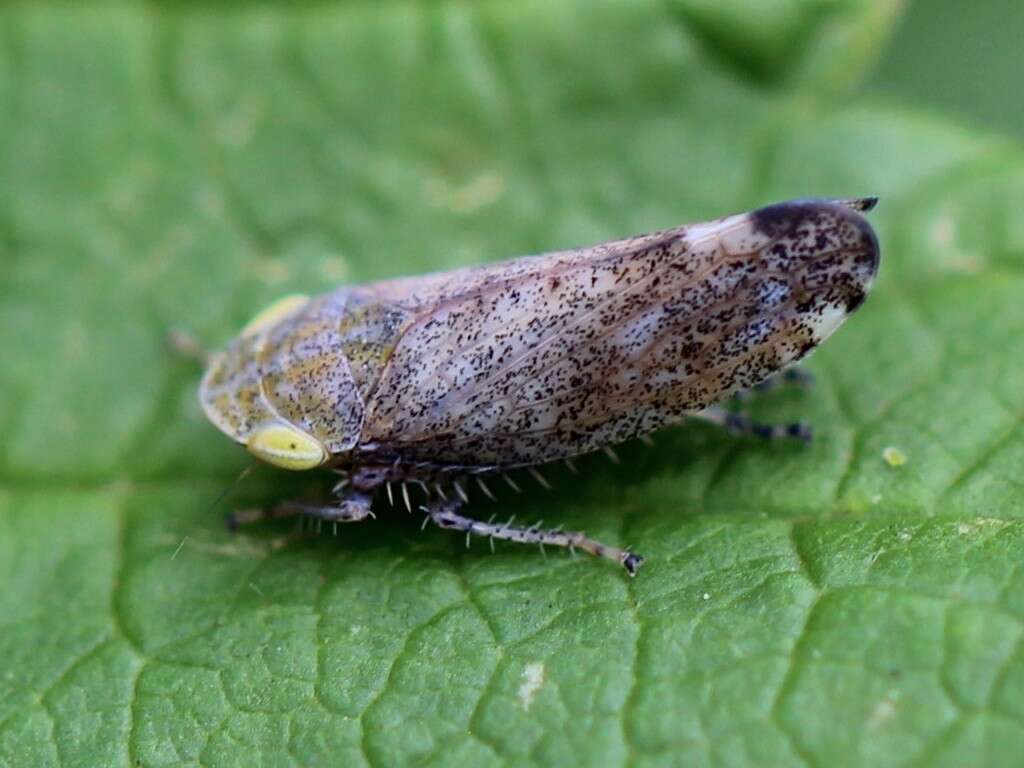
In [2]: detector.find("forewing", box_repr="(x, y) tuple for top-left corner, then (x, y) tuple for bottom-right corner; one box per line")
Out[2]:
(362, 200), (878, 466)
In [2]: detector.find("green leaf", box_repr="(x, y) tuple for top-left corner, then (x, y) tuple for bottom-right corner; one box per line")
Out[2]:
(3, 2), (1024, 766)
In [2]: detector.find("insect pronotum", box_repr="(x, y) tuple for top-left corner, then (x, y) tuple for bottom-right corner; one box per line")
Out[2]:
(200, 198), (880, 575)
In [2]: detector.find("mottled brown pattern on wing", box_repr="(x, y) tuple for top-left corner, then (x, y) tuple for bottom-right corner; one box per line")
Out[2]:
(358, 200), (878, 467)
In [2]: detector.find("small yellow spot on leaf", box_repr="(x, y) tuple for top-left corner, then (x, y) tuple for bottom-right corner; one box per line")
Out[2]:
(882, 446), (907, 468)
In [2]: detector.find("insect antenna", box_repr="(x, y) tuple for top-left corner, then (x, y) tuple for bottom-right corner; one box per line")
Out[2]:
(206, 462), (257, 521)
(170, 537), (188, 560)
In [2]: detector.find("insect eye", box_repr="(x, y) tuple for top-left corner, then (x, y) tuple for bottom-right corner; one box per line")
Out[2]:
(246, 423), (327, 470)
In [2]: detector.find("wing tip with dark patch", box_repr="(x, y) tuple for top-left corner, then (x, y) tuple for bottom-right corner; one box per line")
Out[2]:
(750, 195), (878, 233)
(838, 196), (878, 213)
(749, 196), (880, 280)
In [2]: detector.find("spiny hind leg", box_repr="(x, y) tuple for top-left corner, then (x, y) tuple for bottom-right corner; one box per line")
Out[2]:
(424, 498), (644, 576)
(228, 491), (375, 530)
(697, 406), (812, 443)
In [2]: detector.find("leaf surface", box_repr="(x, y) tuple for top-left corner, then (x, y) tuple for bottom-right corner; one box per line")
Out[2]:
(3, 2), (1024, 766)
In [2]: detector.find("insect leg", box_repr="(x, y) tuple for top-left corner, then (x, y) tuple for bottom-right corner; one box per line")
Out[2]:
(424, 498), (644, 576)
(227, 491), (375, 529)
(696, 406), (812, 443)
(732, 368), (813, 402)
(756, 367), (813, 391)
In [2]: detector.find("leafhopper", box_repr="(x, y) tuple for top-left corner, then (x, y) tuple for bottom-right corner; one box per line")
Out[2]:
(199, 198), (880, 574)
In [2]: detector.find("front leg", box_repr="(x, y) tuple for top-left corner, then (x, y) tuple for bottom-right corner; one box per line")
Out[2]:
(228, 490), (375, 530)
(424, 497), (644, 576)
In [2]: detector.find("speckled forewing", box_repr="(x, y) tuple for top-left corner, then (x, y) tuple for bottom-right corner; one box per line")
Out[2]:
(359, 200), (878, 467)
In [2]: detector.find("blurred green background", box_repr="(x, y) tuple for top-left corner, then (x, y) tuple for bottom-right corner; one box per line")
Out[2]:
(869, 0), (1024, 140)
(4, 1), (1024, 767)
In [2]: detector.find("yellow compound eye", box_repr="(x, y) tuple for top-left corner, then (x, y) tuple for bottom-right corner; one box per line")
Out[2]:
(246, 423), (327, 470)
(240, 294), (310, 338)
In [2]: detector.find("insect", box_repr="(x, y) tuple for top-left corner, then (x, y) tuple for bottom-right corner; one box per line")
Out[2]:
(199, 197), (880, 575)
